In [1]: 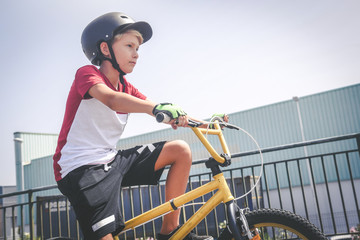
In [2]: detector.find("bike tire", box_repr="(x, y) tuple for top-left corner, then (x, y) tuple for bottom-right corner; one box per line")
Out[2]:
(244, 208), (327, 240)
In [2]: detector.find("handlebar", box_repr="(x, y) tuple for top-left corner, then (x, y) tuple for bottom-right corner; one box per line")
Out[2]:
(155, 112), (240, 130)
(155, 112), (171, 123)
(155, 112), (239, 165)
(155, 112), (201, 127)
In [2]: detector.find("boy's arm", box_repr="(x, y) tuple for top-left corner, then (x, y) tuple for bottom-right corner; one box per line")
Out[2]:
(88, 83), (155, 115)
(89, 83), (190, 128)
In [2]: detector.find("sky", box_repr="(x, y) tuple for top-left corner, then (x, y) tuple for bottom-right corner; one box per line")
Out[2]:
(0, 0), (359, 186)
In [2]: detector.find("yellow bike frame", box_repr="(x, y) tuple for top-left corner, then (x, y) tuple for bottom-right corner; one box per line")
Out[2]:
(120, 122), (236, 239)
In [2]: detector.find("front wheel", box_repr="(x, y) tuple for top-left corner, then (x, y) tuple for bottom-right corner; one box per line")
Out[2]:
(244, 208), (327, 240)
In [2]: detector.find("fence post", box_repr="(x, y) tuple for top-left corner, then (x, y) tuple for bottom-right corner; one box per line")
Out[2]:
(11, 207), (15, 239)
(355, 135), (360, 226)
(356, 135), (360, 158)
(3, 207), (7, 240)
(28, 191), (34, 240)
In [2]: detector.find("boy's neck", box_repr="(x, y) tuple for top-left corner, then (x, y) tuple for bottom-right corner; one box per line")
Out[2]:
(99, 62), (120, 90)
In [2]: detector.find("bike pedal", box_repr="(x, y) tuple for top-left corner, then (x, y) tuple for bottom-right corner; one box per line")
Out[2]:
(250, 234), (261, 240)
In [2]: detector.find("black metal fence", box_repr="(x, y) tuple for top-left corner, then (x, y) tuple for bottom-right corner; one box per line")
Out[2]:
(1, 133), (359, 239)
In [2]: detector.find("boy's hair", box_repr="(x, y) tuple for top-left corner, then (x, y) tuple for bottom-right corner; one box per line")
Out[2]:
(112, 29), (144, 45)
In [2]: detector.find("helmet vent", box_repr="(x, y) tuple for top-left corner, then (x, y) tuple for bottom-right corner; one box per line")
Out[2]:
(120, 16), (128, 19)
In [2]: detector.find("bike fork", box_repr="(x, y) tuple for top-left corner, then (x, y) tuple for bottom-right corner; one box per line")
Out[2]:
(238, 208), (257, 240)
(219, 201), (257, 240)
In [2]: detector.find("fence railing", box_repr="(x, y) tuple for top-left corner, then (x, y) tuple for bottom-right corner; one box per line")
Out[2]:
(1, 133), (359, 239)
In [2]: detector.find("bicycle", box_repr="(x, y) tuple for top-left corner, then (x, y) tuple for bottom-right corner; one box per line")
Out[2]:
(116, 114), (327, 240)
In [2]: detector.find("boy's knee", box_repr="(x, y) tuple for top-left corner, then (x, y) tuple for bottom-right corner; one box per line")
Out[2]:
(167, 140), (192, 163)
(174, 140), (191, 156)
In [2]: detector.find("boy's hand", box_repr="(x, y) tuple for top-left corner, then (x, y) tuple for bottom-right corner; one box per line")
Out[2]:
(153, 103), (188, 129)
(153, 103), (187, 119)
(212, 113), (229, 121)
(210, 113), (229, 129)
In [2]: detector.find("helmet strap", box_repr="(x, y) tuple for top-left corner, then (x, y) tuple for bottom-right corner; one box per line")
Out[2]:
(104, 41), (127, 93)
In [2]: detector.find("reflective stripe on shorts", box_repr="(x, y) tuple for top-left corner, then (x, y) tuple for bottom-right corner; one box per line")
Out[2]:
(92, 215), (115, 232)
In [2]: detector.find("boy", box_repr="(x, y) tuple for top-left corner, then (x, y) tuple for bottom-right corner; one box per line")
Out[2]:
(53, 12), (214, 240)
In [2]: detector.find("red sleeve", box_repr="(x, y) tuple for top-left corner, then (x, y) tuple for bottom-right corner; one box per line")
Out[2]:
(75, 65), (105, 98)
(75, 65), (147, 100)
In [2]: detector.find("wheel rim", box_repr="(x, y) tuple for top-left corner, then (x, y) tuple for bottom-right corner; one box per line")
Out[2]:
(252, 222), (308, 240)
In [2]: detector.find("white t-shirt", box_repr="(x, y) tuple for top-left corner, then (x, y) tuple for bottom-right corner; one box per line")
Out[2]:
(53, 65), (146, 181)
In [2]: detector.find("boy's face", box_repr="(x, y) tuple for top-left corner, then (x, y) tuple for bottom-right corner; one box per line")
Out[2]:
(112, 32), (141, 74)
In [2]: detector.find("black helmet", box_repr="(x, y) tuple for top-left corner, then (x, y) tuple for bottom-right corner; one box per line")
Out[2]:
(81, 12), (153, 66)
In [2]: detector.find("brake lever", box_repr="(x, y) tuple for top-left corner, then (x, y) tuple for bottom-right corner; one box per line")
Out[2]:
(188, 119), (204, 128)
(219, 122), (240, 130)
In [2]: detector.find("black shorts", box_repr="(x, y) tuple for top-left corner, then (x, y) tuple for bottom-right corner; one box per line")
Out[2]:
(57, 141), (166, 240)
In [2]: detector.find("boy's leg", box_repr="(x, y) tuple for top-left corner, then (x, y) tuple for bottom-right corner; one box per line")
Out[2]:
(100, 234), (114, 240)
(154, 140), (192, 235)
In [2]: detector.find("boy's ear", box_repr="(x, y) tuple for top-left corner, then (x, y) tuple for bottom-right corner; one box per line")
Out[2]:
(99, 42), (110, 57)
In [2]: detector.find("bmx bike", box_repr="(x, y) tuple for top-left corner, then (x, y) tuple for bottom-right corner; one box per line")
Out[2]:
(117, 114), (327, 240)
